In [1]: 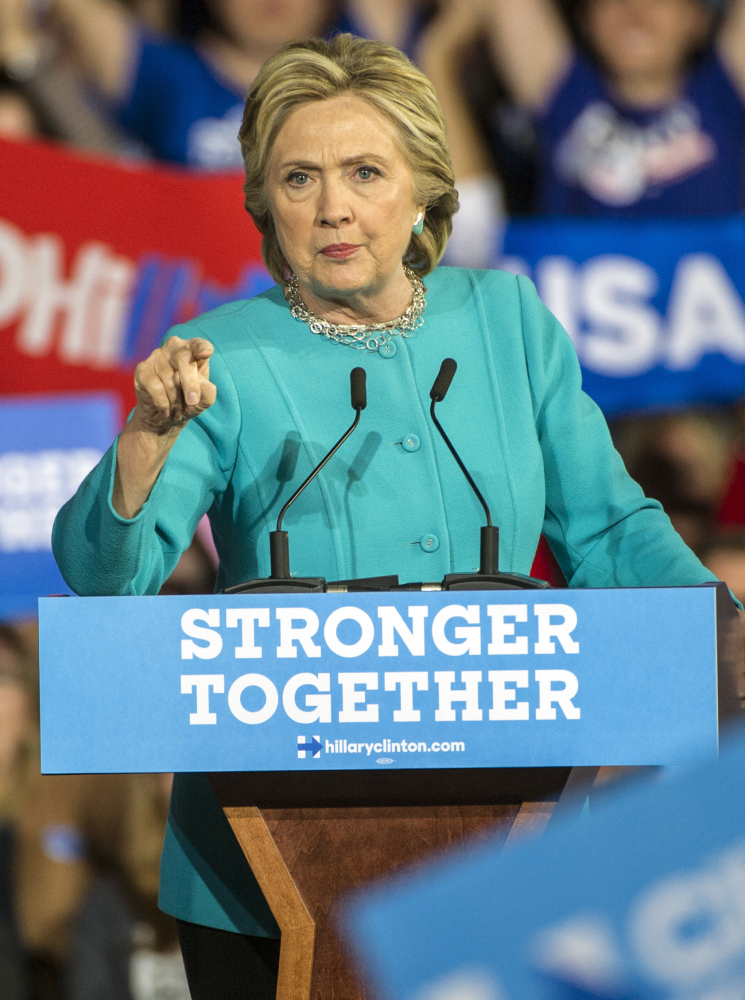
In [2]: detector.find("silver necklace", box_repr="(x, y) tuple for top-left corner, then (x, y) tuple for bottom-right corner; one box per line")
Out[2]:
(284, 266), (427, 352)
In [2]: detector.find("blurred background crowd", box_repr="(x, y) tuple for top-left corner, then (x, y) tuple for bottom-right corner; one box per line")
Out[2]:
(4, 0), (745, 997)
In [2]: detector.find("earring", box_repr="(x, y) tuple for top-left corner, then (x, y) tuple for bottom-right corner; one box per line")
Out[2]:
(412, 213), (424, 235)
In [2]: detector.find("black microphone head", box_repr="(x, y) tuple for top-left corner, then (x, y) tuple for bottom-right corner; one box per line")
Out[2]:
(430, 358), (457, 402)
(350, 367), (367, 410)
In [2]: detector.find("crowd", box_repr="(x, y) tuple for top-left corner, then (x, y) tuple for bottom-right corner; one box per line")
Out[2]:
(3, 0), (745, 997)
(3, 0), (745, 231)
(0, 538), (215, 1000)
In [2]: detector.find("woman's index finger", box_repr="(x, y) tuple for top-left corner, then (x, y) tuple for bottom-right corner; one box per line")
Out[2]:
(188, 337), (214, 359)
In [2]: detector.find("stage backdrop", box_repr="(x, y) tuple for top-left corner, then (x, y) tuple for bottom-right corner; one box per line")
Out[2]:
(0, 136), (270, 419)
(503, 216), (745, 417)
(3, 138), (745, 420)
(0, 393), (118, 619)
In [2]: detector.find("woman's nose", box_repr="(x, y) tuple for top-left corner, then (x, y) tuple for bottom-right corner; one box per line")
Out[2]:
(316, 179), (352, 228)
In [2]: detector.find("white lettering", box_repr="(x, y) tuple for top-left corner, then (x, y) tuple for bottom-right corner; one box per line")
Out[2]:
(226, 608), (269, 658)
(0, 448), (101, 553)
(228, 673), (278, 724)
(0, 220), (27, 327)
(534, 604), (580, 654)
(180, 674), (224, 724)
(384, 671), (429, 721)
(434, 671), (483, 721)
(630, 844), (745, 986)
(432, 605), (481, 656)
(276, 608), (321, 658)
(181, 608), (222, 660)
(666, 254), (745, 370)
(282, 673), (331, 724)
(535, 670), (581, 719)
(16, 236), (132, 365)
(537, 256), (578, 347)
(377, 605), (428, 656)
(488, 670), (529, 720)
(581, 256), (660, 376)
(487, 604), (528, 655)
(338, 672), (379, 722)
(324, 606), (375, 658)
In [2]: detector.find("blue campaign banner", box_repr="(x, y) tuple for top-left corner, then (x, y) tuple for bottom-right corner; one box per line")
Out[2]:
(344, 724), (745, 1000)
(39, 586), (718, 774)
(0, 393), (119, 621)
(502, 216), (745, 417)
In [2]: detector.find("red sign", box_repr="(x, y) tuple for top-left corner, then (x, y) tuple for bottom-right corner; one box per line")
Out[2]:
(0, 137), (268, 420)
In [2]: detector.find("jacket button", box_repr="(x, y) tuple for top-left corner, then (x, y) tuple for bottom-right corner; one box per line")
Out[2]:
(378, 341), (397, 358)
(401, 434), (421, 453)
(420, 533), (439, 553)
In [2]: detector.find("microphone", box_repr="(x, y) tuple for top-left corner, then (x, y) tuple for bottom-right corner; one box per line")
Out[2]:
(269, 367), (367, 579)
(429, 359), (499, 575)
(429, 357), (457, 403)
(428, 359), (549, 591)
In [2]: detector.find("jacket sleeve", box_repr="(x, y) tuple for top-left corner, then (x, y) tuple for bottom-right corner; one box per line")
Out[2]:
(52, 333), (240, 596)
(516, 274), (721, 590)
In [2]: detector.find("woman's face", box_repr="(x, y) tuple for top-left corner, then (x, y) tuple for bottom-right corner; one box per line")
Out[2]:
(587, 0), (710, 83)
(210, 0), (329, 59)
(267, 94), (423, 304)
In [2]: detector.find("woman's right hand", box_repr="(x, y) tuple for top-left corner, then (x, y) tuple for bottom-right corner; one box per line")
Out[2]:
(113, 337), (216, 518)
(132, 336), (216, 435)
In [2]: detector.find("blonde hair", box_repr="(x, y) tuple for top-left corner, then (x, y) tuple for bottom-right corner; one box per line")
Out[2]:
(239, 34), (459, 285)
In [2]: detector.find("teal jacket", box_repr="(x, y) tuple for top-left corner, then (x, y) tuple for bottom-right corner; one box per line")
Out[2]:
(53, 267), (719, 937)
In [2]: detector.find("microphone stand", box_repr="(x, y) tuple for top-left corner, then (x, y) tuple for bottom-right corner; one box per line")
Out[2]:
(428, 359), (549, 592)
(225, 368), (376, 595)
(223, 361), (547, 595)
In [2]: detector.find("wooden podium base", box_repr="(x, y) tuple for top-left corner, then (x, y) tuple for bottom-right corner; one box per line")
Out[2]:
(211, 768), (589, 1000)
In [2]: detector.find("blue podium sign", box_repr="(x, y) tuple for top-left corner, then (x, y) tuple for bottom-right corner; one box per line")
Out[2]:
(39, 586), (718, 774)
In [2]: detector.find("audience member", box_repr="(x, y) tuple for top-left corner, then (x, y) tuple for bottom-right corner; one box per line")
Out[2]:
(0, 626), (34, 1000)
(0, 75), (36, 138)
(701, 531), (745, 605)
(0, 30), (129, 152)
(0, 533), (211, 1000)
(701, 530), (745, 703)
(418, 0), (508, 267)
(0, 0), (332, 167)
(335, 0), (434, 60)
(612, 409), (734, 551)
(439, 0), (745, 215)
(158, 535), (216, 596)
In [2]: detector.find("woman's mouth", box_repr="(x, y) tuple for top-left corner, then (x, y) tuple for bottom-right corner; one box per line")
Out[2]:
(320, 244), (360, 259)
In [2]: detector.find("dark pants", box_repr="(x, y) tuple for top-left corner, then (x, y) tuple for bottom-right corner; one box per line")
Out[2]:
(177, 920), (280, 1000)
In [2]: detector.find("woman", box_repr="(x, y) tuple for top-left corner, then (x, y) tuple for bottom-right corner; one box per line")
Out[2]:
(429, 0), (745, 215)
(53, 34), (727, 998)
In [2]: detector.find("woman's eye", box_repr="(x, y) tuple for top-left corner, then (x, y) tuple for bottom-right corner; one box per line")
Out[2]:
(289, 172), (309, 185)
(357, 166), (377, 180)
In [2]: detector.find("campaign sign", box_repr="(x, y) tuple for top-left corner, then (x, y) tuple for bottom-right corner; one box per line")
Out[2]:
(0, 393), (118, 621)
(39, 586), (717, 774)
(503, 216), (745, 417)
(344, 725), (745, 1000)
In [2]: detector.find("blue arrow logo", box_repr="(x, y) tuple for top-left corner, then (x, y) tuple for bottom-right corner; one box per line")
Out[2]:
(297, 735), (322, 759)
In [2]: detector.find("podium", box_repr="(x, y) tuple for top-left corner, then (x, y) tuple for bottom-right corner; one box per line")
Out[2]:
(210, 767), (589, 999)
(38, 583), (741, 1000)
